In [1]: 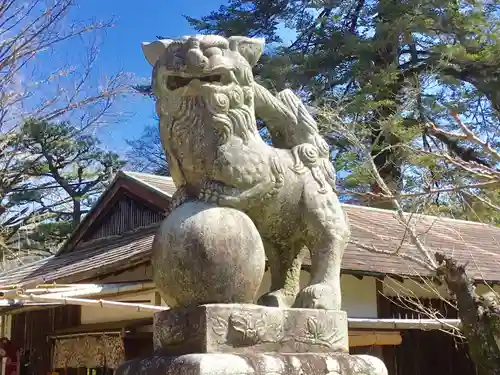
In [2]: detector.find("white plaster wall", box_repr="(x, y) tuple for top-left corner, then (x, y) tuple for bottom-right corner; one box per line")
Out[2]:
(341, 275), (378, 318)
(83, 270), (500, 325)
(476, 283), (500, 296)
(382, 277), (449, 298)
(257, 271), (378, 318)
(97, 265), (153, 283)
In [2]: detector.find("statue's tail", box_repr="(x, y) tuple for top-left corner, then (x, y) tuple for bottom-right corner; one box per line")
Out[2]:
(321, 158), (337, 190)
(276, 89), (330, 159)
(276, 90), (318, 134)
(253, 83), (337, 192)
(277, 89), (336, 190)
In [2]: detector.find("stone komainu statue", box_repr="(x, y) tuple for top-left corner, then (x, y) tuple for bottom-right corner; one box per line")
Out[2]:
(142, 35), (350, 310)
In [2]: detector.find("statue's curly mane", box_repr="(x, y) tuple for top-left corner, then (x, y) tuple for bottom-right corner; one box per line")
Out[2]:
(163, 62), (261, 145)
(212, 103), (257, 144)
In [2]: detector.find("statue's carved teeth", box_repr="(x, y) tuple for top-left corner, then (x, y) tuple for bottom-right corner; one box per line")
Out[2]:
(166, 74), (222, 90)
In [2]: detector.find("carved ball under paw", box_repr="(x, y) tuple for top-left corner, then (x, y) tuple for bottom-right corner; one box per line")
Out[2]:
(152, 201), (266, 307)
(293, 284), (338, 310)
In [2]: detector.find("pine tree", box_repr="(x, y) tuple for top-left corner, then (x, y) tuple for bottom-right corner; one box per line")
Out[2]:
(0, 0), (130, 265)
(186, 0), (500, 222)
(2, 120), (124, 258)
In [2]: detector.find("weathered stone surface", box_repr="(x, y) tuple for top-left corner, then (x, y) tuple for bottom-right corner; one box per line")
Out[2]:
(115, 352), (388, 375)
(152, 202), (266, 308)
(142, 35), (350, 310)
(152, 304), (348, 355)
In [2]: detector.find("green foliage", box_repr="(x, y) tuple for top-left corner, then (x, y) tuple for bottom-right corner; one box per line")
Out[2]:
(0, 120), (125, 257)
(185, 0), (500, 224)
(0, 0), (130, 266)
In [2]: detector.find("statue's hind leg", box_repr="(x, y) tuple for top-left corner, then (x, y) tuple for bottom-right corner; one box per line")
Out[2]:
(293, 190), (350, 310)
(257, 241), (303, 308)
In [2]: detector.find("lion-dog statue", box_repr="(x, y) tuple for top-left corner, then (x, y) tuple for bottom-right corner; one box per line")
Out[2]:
(142, 35), (350, 310)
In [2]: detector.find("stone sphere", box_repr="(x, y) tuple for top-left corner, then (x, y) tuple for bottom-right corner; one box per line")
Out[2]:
(152, 201), (266, 307)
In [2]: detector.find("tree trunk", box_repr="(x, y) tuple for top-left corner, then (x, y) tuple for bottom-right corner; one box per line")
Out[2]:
(435, 253), (500, 375)
(72, 198), (82, 228)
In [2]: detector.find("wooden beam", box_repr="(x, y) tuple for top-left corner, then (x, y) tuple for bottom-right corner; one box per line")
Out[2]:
(52, 318), (153, 335)
(154, 292), (162, 306)
(56, 258), (152, 286)
(349, 330), (402, 347)
(349, 317), (460, 330)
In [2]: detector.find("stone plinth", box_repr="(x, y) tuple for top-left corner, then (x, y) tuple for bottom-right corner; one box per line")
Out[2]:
(153, 304), (349, 355)
(115, 353), (388, 375)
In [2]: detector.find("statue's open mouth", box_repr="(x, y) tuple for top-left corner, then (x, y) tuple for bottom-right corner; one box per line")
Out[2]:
(167, 75), (222, 90)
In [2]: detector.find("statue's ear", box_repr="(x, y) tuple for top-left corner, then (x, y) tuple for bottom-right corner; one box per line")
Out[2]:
(228, 36), (265, 66)
(142, 39), (173, 66)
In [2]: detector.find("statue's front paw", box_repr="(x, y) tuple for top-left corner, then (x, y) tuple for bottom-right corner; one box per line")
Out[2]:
(199, 182), (220, 203)
(293, 284), (337, 310)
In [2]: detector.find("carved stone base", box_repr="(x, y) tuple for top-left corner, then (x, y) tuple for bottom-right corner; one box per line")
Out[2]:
(153, 304), (348, 355)
(115, 353), (388, 375)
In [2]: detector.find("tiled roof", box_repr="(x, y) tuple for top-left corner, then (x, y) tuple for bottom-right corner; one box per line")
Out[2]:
(340, 205), (500, 281)
(123, 171), (176, 197)
(2, 172), (499, 287)
(0, 227), (156, 288)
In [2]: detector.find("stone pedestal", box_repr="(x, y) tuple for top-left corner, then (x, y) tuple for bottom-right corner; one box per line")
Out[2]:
(116, 353), (388, 375)
(153, 304), (349, 355)
(115, 304), (388, 375)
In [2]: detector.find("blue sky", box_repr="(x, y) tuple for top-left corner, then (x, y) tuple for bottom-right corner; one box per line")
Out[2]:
(72, 0), (228, 151)
(56, 0), (295, 154)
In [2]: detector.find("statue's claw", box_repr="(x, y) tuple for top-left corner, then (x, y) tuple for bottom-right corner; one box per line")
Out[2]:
(199, 180), (241, 206)
(293, 283), (337, 310)
(291, 147), (307, 174)
(310, 166), (328, 194)
(199, 182), (220, 204)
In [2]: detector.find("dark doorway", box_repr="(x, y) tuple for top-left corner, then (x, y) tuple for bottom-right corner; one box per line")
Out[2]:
(381, 296), (476, 375)
(384, 330), (475, 375)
